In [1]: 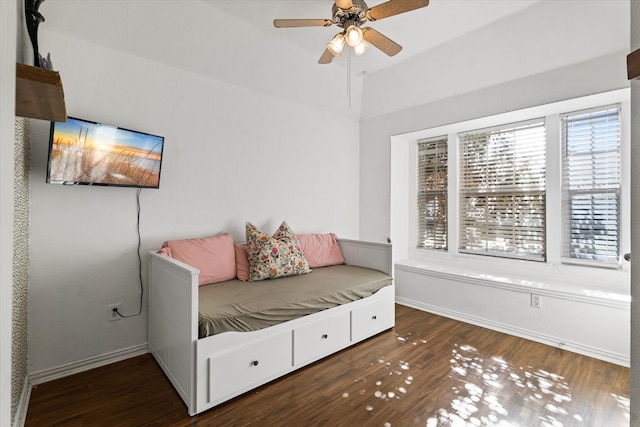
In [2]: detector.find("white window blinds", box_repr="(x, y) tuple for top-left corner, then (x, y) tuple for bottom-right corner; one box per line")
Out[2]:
(417, 136), (448, 250)
(459, 119), (546, 261)
(561, 104), (621, 267)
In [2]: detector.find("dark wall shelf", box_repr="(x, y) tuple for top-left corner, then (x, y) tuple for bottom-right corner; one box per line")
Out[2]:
(627, 48), (640, 80)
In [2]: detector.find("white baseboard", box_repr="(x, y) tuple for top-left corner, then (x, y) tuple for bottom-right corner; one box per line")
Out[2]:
(395, 297), (629, 367)
(12, 374), (31, 427)
(29, 343), (149, 386)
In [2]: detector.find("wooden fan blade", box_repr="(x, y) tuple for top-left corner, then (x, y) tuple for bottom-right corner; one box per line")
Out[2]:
(335, 0), (353, 10)
(366, 0), (429, 21)
(362, 27), (402, 56)
(273, 19), (333, 28)
(318, 48), (335, 64)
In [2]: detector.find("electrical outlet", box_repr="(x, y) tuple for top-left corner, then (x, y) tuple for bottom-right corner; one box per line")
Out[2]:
(531, 294), (542, 309)
(107, 303), (122, 321)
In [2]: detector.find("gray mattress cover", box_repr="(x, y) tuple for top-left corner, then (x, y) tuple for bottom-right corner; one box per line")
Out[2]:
(198, 264), (392, 338)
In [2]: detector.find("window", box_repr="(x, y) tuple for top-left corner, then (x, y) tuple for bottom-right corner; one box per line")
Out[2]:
(417, 136), (448, 250)
(458, 119), (546, 261)
(399, 89), (628, 271)
(561, 105), (621, 267)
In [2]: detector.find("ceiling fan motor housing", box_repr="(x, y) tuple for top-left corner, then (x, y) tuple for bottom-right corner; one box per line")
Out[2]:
(332, 0), (369, 28)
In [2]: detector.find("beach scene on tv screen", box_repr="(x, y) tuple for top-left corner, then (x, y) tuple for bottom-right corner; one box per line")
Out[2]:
(49, 118), (164, 187)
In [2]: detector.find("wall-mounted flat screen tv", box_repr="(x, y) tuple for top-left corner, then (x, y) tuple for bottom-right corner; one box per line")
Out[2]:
(47, 117), (165, 188)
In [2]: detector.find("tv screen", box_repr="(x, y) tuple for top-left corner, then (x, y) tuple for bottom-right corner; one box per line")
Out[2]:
(47, 117), (165, 188)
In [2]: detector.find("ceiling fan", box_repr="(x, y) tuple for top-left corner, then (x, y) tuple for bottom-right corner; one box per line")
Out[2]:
(273, 0), (430, 64)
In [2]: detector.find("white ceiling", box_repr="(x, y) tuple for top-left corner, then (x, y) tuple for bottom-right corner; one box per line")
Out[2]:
(37, 0), (627, 120)
(207, 0), (540, 76)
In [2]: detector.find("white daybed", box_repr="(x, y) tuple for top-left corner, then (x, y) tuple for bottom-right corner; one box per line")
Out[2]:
(148, 238), (395, 416)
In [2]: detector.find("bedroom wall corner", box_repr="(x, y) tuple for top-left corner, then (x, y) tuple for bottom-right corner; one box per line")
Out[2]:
(25, 6), (360, 376)
(1, 1), (17, 426)
(628, 0), (640, 423)
(12, 117), (30, 427)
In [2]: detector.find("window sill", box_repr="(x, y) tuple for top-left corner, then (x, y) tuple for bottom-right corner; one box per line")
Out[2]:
(395, 252), (630, 309)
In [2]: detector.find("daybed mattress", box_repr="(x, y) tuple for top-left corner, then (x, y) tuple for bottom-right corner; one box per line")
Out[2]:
(198, 264), (392, 338)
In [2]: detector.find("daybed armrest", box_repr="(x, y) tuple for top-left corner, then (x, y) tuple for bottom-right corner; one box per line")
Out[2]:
(337, 238), (392, 276)
(148, 251), (199, 415)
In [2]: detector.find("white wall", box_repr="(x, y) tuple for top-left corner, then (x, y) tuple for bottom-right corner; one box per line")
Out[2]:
(360, 53), (629, 243)
(1, 2), (16, 424)
(629, 0), (640, 423)
(27, 27), (360, 375)
(395, 267), (630, 365)
(358, 0), (631, 366)
(359, 0), (629, 243)
(23, 0), (634, 381)
(361, 0), (629, 120)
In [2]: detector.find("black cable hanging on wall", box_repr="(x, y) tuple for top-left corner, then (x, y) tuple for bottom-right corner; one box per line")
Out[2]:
(114, 188), (144, 319)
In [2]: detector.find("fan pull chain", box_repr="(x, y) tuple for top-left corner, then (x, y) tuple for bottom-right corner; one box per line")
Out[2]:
(347, 48), (352, 107)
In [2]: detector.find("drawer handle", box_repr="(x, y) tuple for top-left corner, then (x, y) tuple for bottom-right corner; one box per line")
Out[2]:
(372, 315), (377, 320)
(252, 360), (259, 367)
(321, 334), (328, 339)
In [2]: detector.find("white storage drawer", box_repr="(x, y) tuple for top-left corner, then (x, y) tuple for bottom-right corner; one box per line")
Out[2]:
(351, 298), (394, 342)
(293, 311), (350, 366)
(207, 331), (292, 403)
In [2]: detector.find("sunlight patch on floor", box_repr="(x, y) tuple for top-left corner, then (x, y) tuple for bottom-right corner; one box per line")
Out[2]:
(337, 330), (630, 426)
(426, 343), (582, 426)
(339, 332), (428, 426)
(612, 393), (630, 424)
(335, 327), (628, 427)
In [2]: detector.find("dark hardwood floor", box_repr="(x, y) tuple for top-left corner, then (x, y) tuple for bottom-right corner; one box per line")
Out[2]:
(25, 305), (630, 426)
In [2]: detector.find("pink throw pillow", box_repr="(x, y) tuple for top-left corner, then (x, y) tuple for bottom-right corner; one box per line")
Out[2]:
(297, 233), (345, 268)
(159, 233), (235, 286)
(234, 243), (250, 281)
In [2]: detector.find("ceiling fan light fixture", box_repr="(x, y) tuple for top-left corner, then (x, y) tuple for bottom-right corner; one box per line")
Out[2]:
(274, 0), (431, 64)
(327, 33), (346, 56)
(344, 25), (363, 47)
(353, 40), (369, 56)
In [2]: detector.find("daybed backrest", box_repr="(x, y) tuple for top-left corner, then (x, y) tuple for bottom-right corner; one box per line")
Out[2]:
(337, 239), (393, 276)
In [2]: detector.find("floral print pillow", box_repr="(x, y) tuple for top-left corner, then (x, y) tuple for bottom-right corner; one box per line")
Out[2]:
(246, 221), (311, 281)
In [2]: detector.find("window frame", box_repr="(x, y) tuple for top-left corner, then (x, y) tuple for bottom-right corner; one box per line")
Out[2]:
(457, 118), (547, 262)
(416, 135), (448, 251)
(560, 104), (622, 268)
(395, 89), (629, 274)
